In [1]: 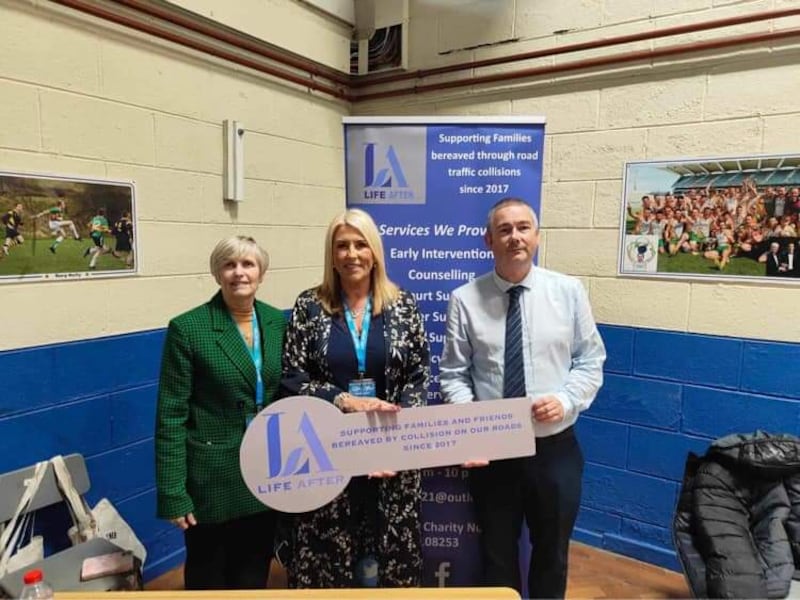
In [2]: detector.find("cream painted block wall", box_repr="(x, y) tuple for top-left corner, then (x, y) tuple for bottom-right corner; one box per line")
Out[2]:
(354, 0), (800, 343)
(407, 0), (800, 71)
(4, 0), (800, 349)
(0, 82), (40, 152)
(0, 4), (100, 94)
(165, 0), (352, 71)
(0, 1), (348, 350)
(436, 0), (516, 53)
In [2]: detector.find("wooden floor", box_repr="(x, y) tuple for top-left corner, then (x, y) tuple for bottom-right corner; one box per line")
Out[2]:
(146, 542), (690, 599)
(564, 543), (688, 598)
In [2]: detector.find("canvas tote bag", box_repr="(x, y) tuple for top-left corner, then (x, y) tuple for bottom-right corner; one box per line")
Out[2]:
(50, 455), (147, 563)
(0, 461), (47, 578)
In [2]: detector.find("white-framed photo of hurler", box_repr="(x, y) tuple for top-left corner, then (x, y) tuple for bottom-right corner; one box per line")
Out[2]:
(0, 171), (137, 283)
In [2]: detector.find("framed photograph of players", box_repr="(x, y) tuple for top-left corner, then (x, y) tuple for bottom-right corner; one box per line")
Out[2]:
(619, 153), (800, 283)
(0, 171), (137, 283)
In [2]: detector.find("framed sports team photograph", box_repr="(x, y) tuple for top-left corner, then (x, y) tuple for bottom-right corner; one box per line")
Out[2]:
(619, 153), (800, 284)
(0, 171), (137, 283)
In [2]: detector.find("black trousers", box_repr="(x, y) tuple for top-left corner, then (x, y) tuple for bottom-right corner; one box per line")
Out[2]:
(469, 427), (583, 599)
(183, 510), (276, 590)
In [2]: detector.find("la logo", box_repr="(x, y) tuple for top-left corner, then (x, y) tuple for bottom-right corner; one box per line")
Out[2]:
(265, 412), (335, 478)
(364, 143), (408, 188)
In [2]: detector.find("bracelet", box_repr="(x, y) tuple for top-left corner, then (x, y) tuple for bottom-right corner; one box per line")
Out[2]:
(333, 392), (350, 412)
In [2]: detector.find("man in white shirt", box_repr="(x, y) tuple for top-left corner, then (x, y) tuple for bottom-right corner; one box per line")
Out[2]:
(440, 198), (606, 599)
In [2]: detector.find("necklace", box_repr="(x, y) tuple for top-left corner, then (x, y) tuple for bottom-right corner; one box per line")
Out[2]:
(349, 307), (365, 318)
(230, 306), (254, 347)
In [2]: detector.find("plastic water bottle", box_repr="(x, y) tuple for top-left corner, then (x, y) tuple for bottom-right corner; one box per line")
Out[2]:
(20, 569), (54, 599)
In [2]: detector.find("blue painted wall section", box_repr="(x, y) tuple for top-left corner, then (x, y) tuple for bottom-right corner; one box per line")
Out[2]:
(1, 322), (799, 581)
(576, 324), (800, 571)
(0, 329), (185, 581)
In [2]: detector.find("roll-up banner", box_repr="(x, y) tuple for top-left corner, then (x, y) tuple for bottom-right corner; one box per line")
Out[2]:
(343, 116), (546, 587)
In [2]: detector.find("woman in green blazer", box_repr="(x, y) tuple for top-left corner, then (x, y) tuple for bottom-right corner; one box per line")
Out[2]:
(155, 235), (285, 590)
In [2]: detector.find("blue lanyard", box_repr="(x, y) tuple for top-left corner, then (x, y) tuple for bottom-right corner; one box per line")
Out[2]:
(237, 309), (263, 411)
(343, 296), (372, 374)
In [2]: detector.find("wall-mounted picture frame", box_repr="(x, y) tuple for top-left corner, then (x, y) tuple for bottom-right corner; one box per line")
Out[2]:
(619, 154), (800, 283)
(0, 171), (137, 283)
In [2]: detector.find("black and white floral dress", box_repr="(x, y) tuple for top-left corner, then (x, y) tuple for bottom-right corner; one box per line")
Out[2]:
(279, 288), (430, 588)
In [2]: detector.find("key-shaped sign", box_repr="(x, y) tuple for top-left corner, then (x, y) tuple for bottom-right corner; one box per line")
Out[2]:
(240, 395), (535, 513)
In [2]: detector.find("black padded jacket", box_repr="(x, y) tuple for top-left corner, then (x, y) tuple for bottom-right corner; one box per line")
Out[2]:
(673, 431), (800, 599)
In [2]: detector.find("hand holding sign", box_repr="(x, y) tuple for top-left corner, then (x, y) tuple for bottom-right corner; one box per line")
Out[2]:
(239, 395), (535, 513)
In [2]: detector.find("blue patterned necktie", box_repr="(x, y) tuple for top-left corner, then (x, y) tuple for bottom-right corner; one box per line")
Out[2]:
(503, 285), (526, 398)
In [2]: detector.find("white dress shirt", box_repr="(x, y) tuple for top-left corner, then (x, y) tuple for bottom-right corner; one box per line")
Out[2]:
(439, 266), (606, 437)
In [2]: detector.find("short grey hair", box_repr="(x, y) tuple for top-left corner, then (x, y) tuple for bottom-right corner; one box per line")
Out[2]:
(486, 197), (539, 232)
(209, 235), (269, 281)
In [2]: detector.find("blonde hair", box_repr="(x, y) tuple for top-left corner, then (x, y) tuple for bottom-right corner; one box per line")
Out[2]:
(317, 208), (398, 315)
(209, 235), (269, 282)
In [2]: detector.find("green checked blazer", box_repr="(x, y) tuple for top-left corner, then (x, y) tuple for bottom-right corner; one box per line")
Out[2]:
(155, 291), (285, 524)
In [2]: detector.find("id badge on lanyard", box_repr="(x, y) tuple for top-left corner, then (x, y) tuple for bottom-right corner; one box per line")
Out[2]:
(344, 297), (376, 398)
(242, 310), (263, 427)
(349, 376), (376, 398)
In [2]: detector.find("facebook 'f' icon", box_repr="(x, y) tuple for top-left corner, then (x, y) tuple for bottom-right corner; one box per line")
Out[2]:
(435, 562), (451, 587)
